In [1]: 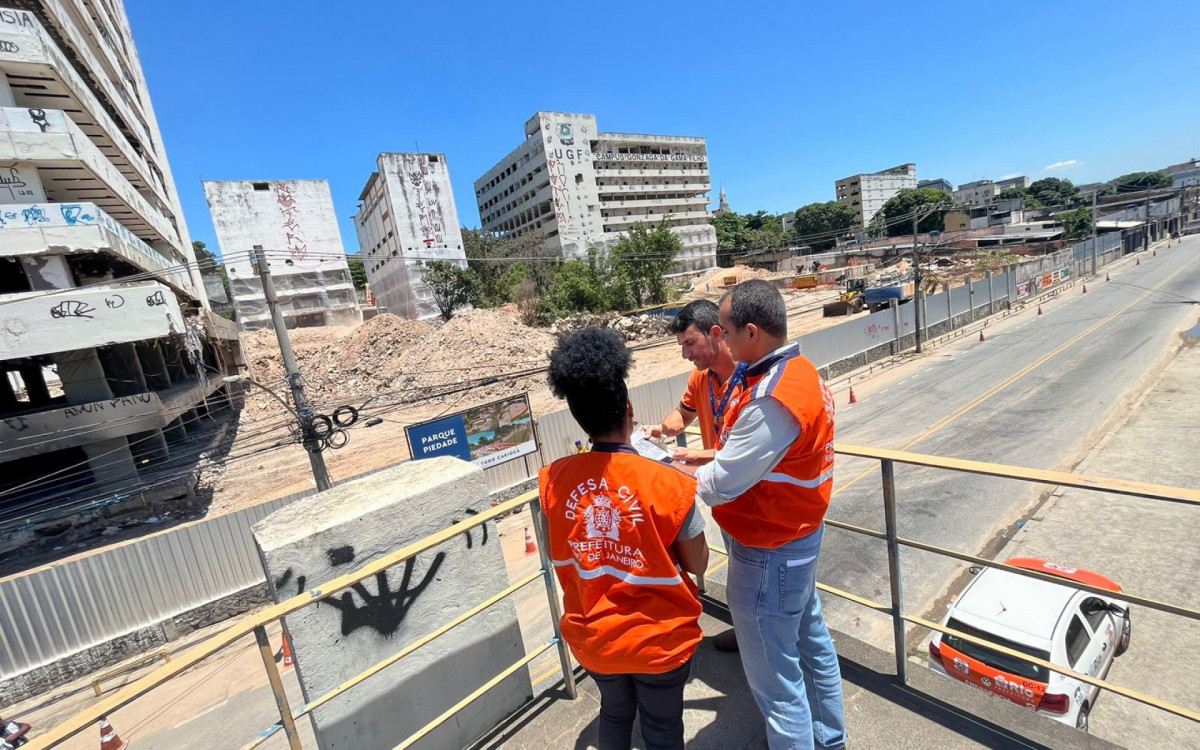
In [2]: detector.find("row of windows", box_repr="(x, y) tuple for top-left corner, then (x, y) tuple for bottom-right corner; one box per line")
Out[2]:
(479, 167), (545, 217)
(477, 148), (539, 195)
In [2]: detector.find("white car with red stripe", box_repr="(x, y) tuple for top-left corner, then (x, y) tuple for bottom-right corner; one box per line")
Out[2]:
(928, 558), (1131, 733)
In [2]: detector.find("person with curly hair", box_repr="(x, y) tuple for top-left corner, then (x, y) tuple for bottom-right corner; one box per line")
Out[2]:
(538, 327), (709, 750)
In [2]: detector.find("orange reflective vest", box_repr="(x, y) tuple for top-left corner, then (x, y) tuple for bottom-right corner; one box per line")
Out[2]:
(714, 345), (835, 548)
(681, 367), (745, 449)
(538, 444), (702, 675)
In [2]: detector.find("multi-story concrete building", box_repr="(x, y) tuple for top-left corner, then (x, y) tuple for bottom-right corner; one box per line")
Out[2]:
(474, 112), (717, 273)
(918, 178), (954, 194)
(0, 2), (241, 530)
(836, 163), (917, 229)
(354, 153), (466, 319)
(996, 175), (1030, 192)
(204, 180), (361, 331)
(953, 179), (998, 206)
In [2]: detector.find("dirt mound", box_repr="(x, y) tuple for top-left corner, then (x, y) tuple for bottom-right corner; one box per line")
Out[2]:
(690, 264), (771, 293)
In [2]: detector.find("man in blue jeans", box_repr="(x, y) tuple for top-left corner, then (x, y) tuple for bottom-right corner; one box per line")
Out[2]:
(687, 280), (847, 750)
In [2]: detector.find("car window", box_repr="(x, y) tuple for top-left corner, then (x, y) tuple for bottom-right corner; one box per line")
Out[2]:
(944, 618), (1050, 682)
(1066, 615), (1090, 667)
(1081, 598), (1109, 633)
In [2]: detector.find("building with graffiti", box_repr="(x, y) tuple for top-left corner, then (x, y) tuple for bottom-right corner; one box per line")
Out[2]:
(204, 180), (362, 331)
(353, 153), (467, 319)
(474, 111), (718, 273)
(0, 2), (244, 544)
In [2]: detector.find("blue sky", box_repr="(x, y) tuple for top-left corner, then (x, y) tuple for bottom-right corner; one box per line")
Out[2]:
(128, 0), (1200, 257)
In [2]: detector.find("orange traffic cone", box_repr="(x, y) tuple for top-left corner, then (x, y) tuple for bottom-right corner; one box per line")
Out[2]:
(1106, 273), (1110, 282)
(281, 635), (294, 669)
(1082, 284), (1087, 294)
(1037, 305), (1043, 316)
(99, 716), (126, 750)
(524, 527), (536, 556)
(979, 330), (986, 342)
(1153, 249), (1157, 256)
(848, 387), (858, 404)
(1137, 257), (1141, 265)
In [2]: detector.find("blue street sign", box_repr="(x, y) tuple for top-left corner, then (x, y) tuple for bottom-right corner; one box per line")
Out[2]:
(406, 414), (471, 462)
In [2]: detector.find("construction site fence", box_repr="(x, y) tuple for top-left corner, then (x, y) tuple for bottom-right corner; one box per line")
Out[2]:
(0, 229), (1146, 692)
(24, 446), (1200, 750)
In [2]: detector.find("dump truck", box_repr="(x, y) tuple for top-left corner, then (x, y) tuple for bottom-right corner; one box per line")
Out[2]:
(862, 278), (915, 312)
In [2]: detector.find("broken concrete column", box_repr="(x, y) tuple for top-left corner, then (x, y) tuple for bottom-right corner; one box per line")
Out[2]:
(53, 348), (114, 405)
(97, 343), (148, 397)
(253, 456), (531, 750)
(161, 341), (188, 383)
(82, 437), (139, 485)
(0, 371), (18, 413)
(17, 365), (52, 407)
(129, 428), (170, 468)
(163, 416), (189, 447)
(19, 255), (74, 291)
(136, 340), (172, 391)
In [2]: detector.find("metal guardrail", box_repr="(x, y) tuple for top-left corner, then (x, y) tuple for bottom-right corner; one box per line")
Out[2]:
(708, 444), (1200, 725)
(25, 490), (568, 750)
(27, 444), (1200, 747)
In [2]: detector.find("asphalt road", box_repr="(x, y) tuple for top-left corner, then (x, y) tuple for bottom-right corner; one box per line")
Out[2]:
(703, 237), (1200, 647)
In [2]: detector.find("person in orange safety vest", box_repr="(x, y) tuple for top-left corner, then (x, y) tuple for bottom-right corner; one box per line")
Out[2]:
(539, 328), (709, 750)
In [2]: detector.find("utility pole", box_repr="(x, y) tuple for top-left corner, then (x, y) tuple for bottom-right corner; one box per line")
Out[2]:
(1090, 189), (1098, 276)
(912, 214), (924, 354)
(252, 245), (333, 491)
(1144, 190), (1152, 253)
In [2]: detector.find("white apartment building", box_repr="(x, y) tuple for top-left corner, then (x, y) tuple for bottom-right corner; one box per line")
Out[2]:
(0, 2), (241, 533)
(354, 153), (466, 319)
(474, 112), (717, 273)
(204, 180), (361, 331)
(954, 176), (1029, 206)
(835, 163), (917, 229)
(953, 179), (998, 205)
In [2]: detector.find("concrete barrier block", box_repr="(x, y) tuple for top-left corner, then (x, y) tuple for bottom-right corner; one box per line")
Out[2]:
(253, 456), (531, 750)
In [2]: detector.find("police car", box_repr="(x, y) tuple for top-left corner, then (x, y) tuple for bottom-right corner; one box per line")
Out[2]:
(928, 558), (1131, 732)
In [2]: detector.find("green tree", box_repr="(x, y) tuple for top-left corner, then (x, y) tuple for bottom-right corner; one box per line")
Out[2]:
(709, 212), (748, 267)
(346, 255), (368, 291)
(1028, 177), (1082, 207)
(995, 187), (1041, 207)
(462, 227), (557, 306)
(871, 188), (954, 237)
(610, 222), (681, 306)
(192, 240), (233, 304)
(422, 260), (476, 320)
(1057, 206), (1093, 239)
(541, 251), (632, 320)
(1110, 171), (1171, 193)
(792, 201), (856, 250)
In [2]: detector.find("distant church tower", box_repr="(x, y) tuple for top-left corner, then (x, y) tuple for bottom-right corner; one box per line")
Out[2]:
(715, 186), (730, 216)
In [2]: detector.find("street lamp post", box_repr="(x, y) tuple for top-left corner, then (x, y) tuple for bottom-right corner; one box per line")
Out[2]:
(911, 205), (943, 354)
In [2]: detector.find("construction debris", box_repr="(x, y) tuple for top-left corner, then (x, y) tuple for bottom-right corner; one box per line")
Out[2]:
(550, 311), (672, 343)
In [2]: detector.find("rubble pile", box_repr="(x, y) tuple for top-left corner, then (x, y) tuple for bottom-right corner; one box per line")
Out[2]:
(383, 308), (557, 405)
(551, 311), (672, 343)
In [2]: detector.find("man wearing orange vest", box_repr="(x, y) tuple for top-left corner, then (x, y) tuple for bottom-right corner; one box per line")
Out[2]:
(691, 279), (846, 750)
(539, 328), (709, 750)
(646, 299), (744, 652)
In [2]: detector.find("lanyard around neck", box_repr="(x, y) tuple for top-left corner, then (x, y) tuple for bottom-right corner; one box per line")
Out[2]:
(708, 362), (747, 440)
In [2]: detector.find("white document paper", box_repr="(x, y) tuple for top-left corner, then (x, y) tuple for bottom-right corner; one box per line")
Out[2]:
(631, 430), (675, 462)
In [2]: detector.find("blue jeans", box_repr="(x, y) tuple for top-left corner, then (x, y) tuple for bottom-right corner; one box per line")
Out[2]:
(726, 525), (846, 750)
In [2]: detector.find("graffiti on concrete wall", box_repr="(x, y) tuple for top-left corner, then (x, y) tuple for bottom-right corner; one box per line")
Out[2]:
(401, 155), (446, 246)
(274, 182), (309, 260)
(273, 510), (494, 639)
(0, 164), (37, 201)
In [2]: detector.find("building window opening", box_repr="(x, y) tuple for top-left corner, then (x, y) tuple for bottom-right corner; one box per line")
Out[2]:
(429, 155), (439, 163)
(252, 182), (270, 191)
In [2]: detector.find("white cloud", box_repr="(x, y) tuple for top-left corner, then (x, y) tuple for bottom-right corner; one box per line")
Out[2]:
(1000, 173), (1022, 180)
(1044, 160), (1081, 171)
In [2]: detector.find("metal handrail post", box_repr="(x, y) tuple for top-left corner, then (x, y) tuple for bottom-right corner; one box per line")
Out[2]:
(531, 501), (577, 698)
(880, 459), (907, 683)
(253, 626), (303, 750)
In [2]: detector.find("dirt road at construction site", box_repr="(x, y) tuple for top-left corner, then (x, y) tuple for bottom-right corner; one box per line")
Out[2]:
(205, 268), (843, 515)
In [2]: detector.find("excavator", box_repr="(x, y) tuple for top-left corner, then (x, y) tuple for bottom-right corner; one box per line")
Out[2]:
(822, 278), (867, 317)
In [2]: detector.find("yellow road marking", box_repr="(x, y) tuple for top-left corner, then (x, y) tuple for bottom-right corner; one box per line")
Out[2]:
(829, 255), (1199, 499)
